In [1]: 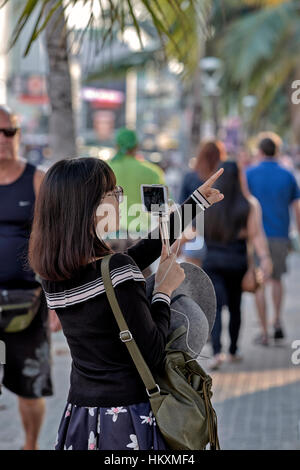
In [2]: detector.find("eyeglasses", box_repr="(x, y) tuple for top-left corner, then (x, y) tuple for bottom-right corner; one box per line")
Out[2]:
(0, 128), (19, 138)
(104, 185), (124, 203)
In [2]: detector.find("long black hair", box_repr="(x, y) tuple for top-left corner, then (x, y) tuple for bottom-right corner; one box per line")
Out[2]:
(204, 161), (250, 243)
(29, 157), (116, 281)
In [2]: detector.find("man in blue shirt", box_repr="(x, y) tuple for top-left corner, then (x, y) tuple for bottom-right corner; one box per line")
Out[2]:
(246, 135), (300, 345)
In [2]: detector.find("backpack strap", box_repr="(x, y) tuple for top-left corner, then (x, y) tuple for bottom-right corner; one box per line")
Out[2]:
(101, 254), (161, 398)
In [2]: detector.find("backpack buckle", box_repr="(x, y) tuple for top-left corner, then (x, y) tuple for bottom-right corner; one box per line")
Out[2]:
(119, 330), (133, 342)
(146, 384), (161, 397)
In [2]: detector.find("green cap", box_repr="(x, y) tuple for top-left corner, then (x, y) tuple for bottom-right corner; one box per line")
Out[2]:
(112, 128), (138, 162)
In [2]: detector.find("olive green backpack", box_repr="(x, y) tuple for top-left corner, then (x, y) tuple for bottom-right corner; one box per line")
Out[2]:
(101, 254), (220, 451)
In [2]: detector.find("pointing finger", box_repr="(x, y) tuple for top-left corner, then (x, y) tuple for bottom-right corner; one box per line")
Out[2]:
(160, 242), (168, 261)
(202, 168), (224, 188)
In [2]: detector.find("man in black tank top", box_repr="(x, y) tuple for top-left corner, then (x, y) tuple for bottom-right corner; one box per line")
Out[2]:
(0, 106), (55, 450)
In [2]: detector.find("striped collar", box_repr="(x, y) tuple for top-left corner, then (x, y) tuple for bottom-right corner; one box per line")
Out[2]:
(43, 263), (145, 310)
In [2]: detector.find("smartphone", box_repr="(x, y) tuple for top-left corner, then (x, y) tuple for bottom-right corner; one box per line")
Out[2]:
(141, 184), (169, 215)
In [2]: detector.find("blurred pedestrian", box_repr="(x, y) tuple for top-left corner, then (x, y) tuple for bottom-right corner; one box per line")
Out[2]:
(202, 161), (272, 369)
(180, 140), (227, 204)
(237, 147), (254, 171)
(246, 133), (300, 345)
(179, 140), (226, 267)
(107, 128), (165, 257)
(0, 105), (55, 450)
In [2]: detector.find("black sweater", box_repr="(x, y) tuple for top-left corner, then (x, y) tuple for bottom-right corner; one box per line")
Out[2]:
(42, 189), (204, 407)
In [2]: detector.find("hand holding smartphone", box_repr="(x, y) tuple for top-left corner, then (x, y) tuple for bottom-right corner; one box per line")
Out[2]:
(153, 241), (185, 296)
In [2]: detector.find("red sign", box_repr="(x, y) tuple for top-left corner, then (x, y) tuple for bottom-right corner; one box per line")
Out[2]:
(82, 87), (124, 109)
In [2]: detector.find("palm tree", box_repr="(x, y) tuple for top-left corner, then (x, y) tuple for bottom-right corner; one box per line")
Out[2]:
(3, 0), (211, 160)
(212, 0), (300, 143)
(44, 2), (77, 160)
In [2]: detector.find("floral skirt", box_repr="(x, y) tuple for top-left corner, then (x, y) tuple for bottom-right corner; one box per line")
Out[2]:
(55, 401), (168, 450)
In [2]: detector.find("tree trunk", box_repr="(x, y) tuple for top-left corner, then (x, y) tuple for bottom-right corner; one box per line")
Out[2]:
(189, 68), (203, 160)
(45, 2), (77, 161)
(188, 46), (206, 162)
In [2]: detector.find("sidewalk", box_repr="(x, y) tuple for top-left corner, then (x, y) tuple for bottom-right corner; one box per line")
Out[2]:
(0, 254), (300, 450)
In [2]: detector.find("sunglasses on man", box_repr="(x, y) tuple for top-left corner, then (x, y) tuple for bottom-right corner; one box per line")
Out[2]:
(0, 128), (19, 138)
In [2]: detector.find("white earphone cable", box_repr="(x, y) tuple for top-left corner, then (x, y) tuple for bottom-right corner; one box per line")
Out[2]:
(170, 307), (199, 357)
(153, 198), (182, 291)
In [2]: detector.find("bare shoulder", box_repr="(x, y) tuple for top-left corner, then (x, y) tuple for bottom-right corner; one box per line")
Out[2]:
(33, 168), (46, 196)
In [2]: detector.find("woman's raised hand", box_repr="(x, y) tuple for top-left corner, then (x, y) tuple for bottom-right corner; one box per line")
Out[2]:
(197, 168), (225, 206)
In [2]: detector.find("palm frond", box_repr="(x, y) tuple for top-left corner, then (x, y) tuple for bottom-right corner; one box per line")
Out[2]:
(219, 2), (295, 82)
(5, 0), (211, 75)
(215, 0), (299, 135)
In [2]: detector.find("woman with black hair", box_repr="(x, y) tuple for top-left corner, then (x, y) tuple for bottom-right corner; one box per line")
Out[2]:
(202, 161), (272, 370)
(28, 157), (224, 450)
